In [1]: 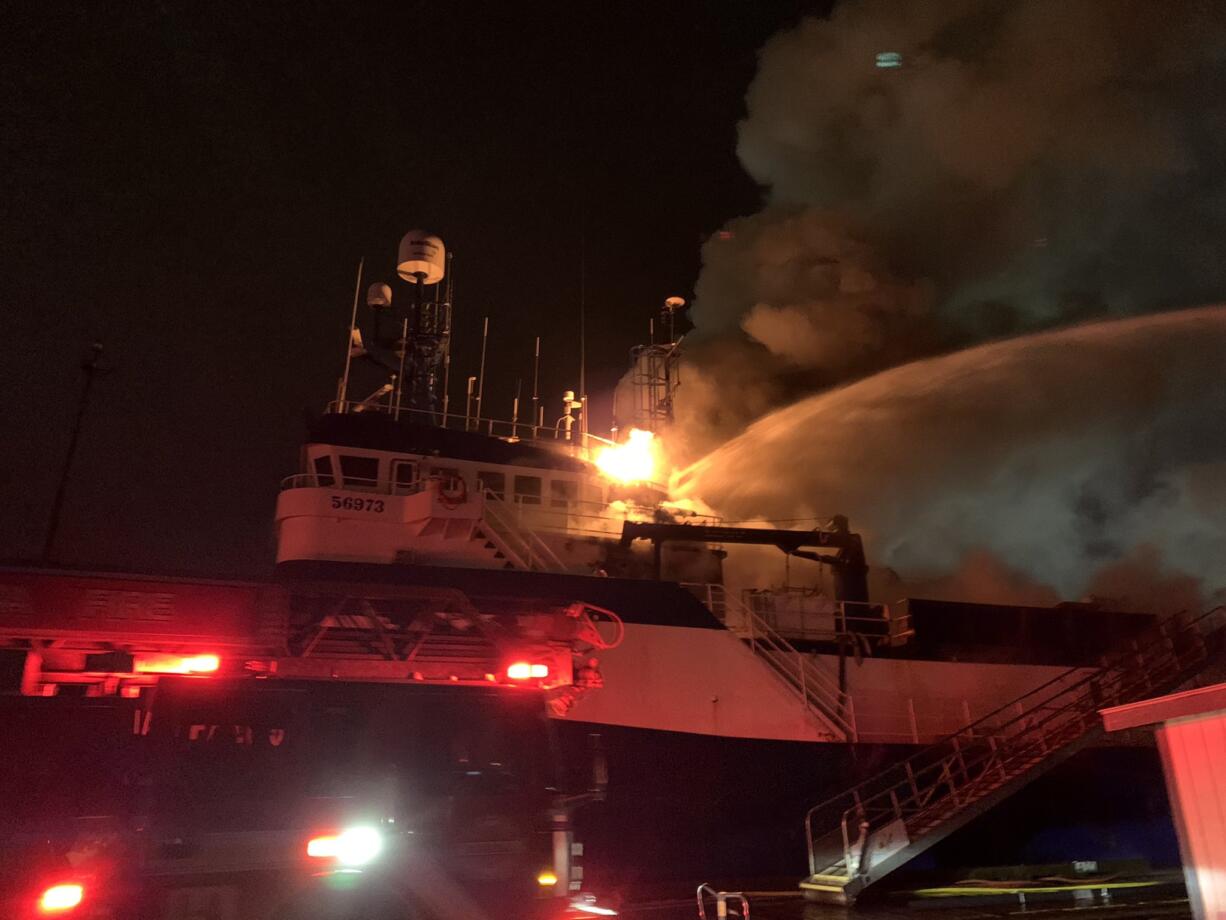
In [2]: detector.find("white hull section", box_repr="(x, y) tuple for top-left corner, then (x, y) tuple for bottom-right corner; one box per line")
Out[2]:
(556, 622), (1082, 745)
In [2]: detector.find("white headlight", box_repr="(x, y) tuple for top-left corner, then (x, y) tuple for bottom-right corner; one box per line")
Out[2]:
(334, 826), (383, 866)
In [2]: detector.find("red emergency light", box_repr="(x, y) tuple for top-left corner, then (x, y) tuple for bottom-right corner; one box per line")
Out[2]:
(133, 653), (221, 675)
(38, 883), (84, 913)
(506, 661), (550, 681)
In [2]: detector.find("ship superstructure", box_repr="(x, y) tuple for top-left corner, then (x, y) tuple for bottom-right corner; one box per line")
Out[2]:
(272, 232), (1165, 754)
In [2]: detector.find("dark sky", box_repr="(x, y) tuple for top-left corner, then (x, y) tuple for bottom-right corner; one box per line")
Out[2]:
(2, 1), (822, 575)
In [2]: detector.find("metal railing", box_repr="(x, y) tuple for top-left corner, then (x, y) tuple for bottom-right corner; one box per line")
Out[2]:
(741, 588), (912, 647)
(697, 884), (750, 920)
(685, 584), (857, 740)
(480, 489), (567, 572)
(280, 472), (430, 494)
(281, 473), (391, 492)
(804, 608), (1220, 884)
(326, 399), (618, 453)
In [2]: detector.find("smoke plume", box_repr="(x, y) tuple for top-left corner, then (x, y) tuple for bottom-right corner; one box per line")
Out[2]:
(672, 1), (1226, 604)
(678, 0), (1226, 451)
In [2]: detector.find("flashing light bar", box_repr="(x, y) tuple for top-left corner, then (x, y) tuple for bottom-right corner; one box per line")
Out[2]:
(506, 661), (550, 681)
(134, 653), (221, 675)
(38, 883), (84, 913)
(306, 826), (383, 867)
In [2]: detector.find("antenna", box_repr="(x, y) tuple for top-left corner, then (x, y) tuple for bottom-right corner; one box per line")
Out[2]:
(475, 316), (489, 428)
(579, 220), (587, 412)
(531, 335), (540, 438)
(628, 296), (686, 433)
(337, 258), (365, 409)
(465, 377), (477, 430)
(441, 250), (454, 426)
(393, 316), (409, 420)
(395, 231), (448, 421)
(512, 378), (522, 439)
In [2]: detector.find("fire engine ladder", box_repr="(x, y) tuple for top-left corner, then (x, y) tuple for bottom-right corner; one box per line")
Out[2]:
(475, 489), (567, 572)
(801, 608), (1223, 905)
(686, 584), (855, 741)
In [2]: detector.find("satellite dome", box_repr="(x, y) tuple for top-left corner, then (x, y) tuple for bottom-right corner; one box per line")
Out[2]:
(367, 282), (392, 308)
(397, 231), (446, 284)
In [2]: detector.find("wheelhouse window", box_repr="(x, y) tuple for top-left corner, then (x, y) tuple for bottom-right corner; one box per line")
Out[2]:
(549, 478), (578, 508)
(580, 482), (604, 506)
(392, 460), (418, 494)
(513, 475), (542, 505)
(339, 455), (380, 490)
(312, 455), (335, 487)
(478, 471), (506, 498)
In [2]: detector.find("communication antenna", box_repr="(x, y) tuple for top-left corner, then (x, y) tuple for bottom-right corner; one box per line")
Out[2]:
(663, 295), (685, 344)
(336, 258), (365, 408)
(441, 251), (454, 426)
(628, 296), (686, 433)
(531, 335), (541, 438)
(475, 316), (489, 429)
(465, 376), (477, 430)
(395, 230), (449, 421)
(511, 378), (522, 439)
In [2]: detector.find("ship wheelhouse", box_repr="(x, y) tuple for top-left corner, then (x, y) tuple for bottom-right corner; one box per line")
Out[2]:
(275, 411), (661, 574)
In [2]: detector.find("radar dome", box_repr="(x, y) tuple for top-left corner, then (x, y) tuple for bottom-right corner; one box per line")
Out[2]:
(367, 282), (392, 307)
(397, 231), (446, 284)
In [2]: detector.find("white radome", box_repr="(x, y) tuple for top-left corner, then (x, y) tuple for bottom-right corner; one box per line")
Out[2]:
(367, 282), (392, 307)
(397, 231), (446, 284)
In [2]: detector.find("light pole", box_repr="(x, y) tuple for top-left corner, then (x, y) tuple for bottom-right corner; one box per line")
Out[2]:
(42, 342), (106, 564)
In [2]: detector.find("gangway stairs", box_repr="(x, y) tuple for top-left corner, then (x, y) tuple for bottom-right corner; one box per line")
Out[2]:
(686, 583), (854, 742)
(801, 608), (1223, 905)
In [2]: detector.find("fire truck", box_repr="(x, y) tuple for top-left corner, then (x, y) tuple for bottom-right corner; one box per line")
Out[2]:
(0, 565), (621, 920)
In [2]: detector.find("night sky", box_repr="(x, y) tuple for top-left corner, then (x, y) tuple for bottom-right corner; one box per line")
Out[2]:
(2, 1), (822, 575)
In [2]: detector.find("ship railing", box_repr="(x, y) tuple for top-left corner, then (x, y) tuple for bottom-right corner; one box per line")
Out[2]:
(325, 399), (619, 454)
(485, 495), (723, 542)
(481, 489), (567, 572)
(684, 583), (857, 740)
(280, 473), (473, 498)
(803, 608), (1219, 883)
(741, 588), (913, 648)
(281, 473), (390, 492)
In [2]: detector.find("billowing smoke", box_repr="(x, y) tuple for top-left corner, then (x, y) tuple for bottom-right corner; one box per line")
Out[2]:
(670, 1), (1226, 604)
(677, 308), (1226, 605)
(677, 0), (1226, 452)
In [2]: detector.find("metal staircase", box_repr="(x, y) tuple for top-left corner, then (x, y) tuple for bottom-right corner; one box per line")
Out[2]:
(479, 490), (567, 572)
(801, 609), (1221, 905)
(686, 584), (855, 741)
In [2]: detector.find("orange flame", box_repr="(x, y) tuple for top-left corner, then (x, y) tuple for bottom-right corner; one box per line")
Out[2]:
(595, 429), (659, 485)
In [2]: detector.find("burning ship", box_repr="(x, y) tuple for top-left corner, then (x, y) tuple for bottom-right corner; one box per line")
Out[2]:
(0, 231), (1212, 918)
(269, 231), (1191, 886)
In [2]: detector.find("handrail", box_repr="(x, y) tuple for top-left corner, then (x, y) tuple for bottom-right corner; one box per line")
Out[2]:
(684, 583), (856, 739)
(697, 884), (750, 920)
(481, 489), (567, 572)
(804, 607), (1221, 879)
(325, 399), (619, 452)
(741, 588), (912, 646)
